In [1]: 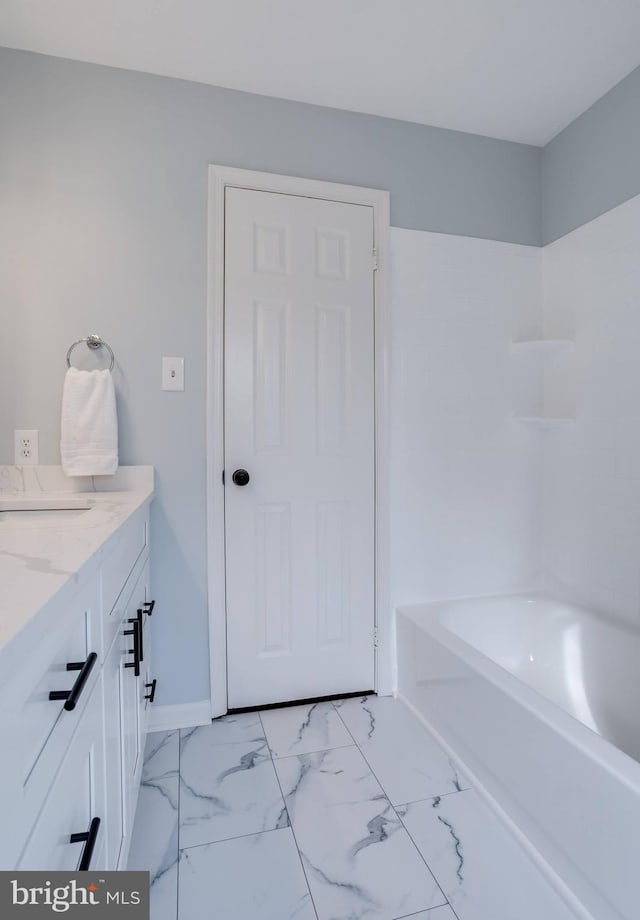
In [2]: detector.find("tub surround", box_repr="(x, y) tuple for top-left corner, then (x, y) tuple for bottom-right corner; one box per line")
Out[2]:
(542, 191), (640, 631)
(389, 229), (542, 612)
(0, 465), (154, 668)
(397, 596), (640, 920)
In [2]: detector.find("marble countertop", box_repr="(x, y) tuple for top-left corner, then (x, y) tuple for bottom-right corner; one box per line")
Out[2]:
(0, 465), (154, 661)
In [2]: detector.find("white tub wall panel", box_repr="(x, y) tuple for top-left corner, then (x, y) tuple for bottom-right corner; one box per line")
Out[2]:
(390, 228), (544, 609)
(542, 192), (640, 628)
(396, 609), (640, 920)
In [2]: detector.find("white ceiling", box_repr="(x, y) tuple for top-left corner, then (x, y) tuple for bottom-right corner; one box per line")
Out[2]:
(2, 0), (640, 146)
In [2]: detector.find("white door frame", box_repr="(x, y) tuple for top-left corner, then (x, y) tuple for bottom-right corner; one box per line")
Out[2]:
(206, 165), (392, 718)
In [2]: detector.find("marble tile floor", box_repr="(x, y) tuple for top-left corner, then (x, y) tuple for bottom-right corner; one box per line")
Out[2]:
(128, 695), (579, 920)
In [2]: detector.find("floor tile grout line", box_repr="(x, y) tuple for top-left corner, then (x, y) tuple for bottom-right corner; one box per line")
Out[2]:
(270, 742), (356, 761)
(178, 823), (292, 854)
(394, 788), (473, 810)
(259, 711), (320, 920)
(331, 699), (454, 917)
(393, 909), (458, 920)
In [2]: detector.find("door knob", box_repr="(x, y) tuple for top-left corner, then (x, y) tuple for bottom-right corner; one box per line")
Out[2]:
(232, 469), (251, 486)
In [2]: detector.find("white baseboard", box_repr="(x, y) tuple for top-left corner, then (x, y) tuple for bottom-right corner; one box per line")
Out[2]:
(148, 699), (212, 733)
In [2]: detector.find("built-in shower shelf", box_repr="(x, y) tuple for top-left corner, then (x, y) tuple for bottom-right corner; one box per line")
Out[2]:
(511, 338), (574, 356)
(515, 416), (575, 429)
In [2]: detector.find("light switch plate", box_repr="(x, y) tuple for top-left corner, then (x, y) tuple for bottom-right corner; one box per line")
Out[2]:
(162, 356), (184, 391)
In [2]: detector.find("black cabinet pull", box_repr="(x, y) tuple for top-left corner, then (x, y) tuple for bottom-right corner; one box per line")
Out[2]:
(143, 600), (155, 616)
(70, 817), (101, 871)
(49, 653), (98, 712)
(124, 620), (141, 677)
(133, 609), (144, 662)
(145, 679), (157, 703)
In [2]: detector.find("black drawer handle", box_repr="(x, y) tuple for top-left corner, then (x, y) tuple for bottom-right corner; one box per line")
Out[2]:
(70, 816), (101, 871)
(49, 652), (98, 712)
(133, 609), (144, 662)
(124, 619), (141, 677)
(145, 678), (157, 703)
(143, 599), (155, 616)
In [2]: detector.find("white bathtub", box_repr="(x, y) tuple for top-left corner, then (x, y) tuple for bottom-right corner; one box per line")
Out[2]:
(396, 594), (640, 920)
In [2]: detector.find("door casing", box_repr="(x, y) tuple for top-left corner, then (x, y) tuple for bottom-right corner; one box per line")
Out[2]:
(206, 165), (392, 718)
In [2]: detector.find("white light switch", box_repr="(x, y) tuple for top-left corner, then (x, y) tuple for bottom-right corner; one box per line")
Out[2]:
(162, 356), (185, 391)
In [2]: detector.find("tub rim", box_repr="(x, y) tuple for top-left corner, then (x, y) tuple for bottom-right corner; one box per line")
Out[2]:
(397, 592), (640, 792)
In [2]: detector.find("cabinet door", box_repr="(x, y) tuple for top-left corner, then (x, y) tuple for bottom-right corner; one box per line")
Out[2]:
(140, 617), (152, 734)
(103, 559), (151, 870)
(120, 558), (153, 865)
(139, 562), (153, 738)
(120, 609), (142, 856)
(102, 628), (125, 870)
(19, 678), (106, 871)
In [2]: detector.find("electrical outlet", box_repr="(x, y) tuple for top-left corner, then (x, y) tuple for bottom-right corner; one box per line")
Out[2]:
(14, 429), (39, 465)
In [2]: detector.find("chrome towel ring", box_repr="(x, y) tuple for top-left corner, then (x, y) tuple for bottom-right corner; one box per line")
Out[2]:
(66, 335), (115, 371)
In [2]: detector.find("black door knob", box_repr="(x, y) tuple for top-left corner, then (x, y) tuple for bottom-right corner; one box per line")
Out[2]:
(232, 469), (250, 486)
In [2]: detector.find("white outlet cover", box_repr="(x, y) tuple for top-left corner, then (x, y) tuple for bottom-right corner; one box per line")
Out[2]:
(14, 429), (39, 465)
(162, 356), (185, 391)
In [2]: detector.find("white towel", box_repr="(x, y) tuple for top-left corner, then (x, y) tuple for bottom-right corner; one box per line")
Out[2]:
(61, 367), (119, 476)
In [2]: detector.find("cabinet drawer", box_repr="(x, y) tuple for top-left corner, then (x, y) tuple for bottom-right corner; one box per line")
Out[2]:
(19, 677), (106, 871)
(16, 580), (99, 788)
(0, 583), (100, 866)
(101, 508), (148, 654)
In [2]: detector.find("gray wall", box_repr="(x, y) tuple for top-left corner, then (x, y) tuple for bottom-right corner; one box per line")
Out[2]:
(542, 63), (640, 244)
(0, 48), (541, 706)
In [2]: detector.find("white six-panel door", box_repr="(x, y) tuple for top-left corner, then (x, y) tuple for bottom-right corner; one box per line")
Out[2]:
(224, 187), (375, 708)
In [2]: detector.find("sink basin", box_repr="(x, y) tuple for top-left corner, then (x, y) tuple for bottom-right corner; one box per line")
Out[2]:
(0, 498), (93, 525)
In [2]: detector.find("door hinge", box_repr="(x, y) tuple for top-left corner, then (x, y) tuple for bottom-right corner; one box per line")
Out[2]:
(371, 248), (379, 272)
(222, 470), (225, 485)
(373, 627), (380, 648)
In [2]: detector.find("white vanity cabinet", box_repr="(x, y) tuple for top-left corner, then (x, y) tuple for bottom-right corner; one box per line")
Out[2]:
(0, 497), (155, 872)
